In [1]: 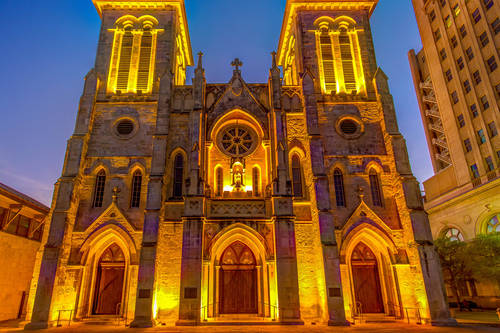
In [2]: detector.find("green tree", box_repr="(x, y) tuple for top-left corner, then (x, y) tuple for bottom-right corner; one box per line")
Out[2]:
(433, 237), (471, 309)
(466, 233), (500, 286)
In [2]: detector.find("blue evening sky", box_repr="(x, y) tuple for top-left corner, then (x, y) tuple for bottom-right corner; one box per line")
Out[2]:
(0, 0), (427, 205)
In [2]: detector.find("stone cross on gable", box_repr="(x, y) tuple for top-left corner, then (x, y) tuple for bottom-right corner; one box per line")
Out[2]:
(231, 58), (243, 72)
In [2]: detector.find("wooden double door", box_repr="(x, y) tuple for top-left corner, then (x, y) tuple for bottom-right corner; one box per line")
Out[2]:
(351, 242), (384, 314)
(92, 244), (125, 315)
(219, 241), (258, 314)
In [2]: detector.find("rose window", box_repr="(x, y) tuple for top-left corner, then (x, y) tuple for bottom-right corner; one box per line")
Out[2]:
(218, 125), (257, 157)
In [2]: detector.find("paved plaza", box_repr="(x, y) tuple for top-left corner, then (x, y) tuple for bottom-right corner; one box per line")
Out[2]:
(1, 323), (499, 333)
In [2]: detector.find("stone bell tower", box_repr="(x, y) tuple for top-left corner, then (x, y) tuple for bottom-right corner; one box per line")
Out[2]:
(277, 0), (454, 325)
(25, 0), (192, 329)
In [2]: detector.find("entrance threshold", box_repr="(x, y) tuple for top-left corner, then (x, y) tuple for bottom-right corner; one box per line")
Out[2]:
(201, 314), (281, 326)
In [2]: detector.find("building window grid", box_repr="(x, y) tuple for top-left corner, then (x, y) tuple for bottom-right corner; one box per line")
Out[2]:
(291, 155), (303, 198)
(333, 169), (346, 207)
(459, 24), (467, 37)
(485, 156), (495, 171)
(130, 170), (142, 208)
(492, 18), (500, 35)
(466, 47), (474, 61)
(464, 138), (473, 152)
(173, 154), (184, 198)
(488, 121), (498, 137)
(451, 91), (459, 104)
(457, 56), (465, 70)
(470, 103), (479, 117)
(483, 0), (494, 10)
(92, 170), (106, 208)
(450, 35), (458, 48)
(481, 95), (490, 110)
(464, 79), (471, 93)
(458, 114), (466, 127)
(478, 129), (487, 144)
(479, 32), (489, 47)
(369, 170), (383, 207)
(446, 69), (453, 81)
(440, 48), (448, 60)
(472, 9), (482, 24)
(473, 70), (482, 85)
(470, 164), (480, 178)
(487, 56), (497, 72)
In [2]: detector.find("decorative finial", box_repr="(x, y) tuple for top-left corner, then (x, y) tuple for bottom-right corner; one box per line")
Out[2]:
(356, 185), (364, 201)
(197, 52), (204, 69)
(112, 187), (121, 203)
(271, 51), (277, 68)
(231, 58), (243, 73)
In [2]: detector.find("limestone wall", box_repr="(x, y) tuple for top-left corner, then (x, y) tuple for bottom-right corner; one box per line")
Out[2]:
(0, 232), (40, 321)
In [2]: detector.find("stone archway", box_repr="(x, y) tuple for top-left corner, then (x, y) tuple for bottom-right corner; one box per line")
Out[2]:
(351, 242), (384, 314)
(219, 241), (258, 314)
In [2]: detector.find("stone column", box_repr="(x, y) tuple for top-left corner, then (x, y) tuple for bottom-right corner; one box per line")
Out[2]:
(273, 198), (302, 324)
(373, 71), (455, 326)
(177, 198), (204, 325)
(301, 72), (349, 326)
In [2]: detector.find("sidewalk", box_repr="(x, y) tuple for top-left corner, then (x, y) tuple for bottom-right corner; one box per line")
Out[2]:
(452, 310), (500, 327)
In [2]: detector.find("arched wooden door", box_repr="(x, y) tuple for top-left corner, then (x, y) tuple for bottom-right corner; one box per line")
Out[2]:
(219, 241), (258, 314)
(351, 242), (384, 314)
(92, 244), (125, 315)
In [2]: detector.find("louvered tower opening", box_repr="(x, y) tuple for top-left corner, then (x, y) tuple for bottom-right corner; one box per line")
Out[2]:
(319, 31), (336, 93)
(136, 30), (153, 92)
(340, 29), (356, 92)
(116, 29), (133, 91)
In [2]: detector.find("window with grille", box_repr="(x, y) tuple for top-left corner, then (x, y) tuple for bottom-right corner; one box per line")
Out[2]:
(488, 122), (498, 137)
(130, 170), (142, 208)
(479, 32), (489, 47)
(216, 167), (223, 197)
(451, 91), (459, 104)
(458, 114), (465, 127)
(473, 71), (481, 85)
(116, 28), (133, 92)
(453, 4), (461, 17)
(340, 29), (357, 92)
(369, 170), (383, 207)
(478, 129), (487, 144)
(470, 164), (480, 179)
(480, 95), (490, 110)
(291, 155), (303, 198)
(93, 170), (106, 208)
(450, 36), (458, 48)
(472, 9), (481, 23)
(136, 29), (153, 92)
(253, 167), (260, 197)
(466, 47), (474, 60)
(445, 15), (452, 28)
(485, 156), (494, 171)
(440, 49), (447, 60)
(470, 103), (478, 117)
(464, 138), (472, 152)
(459, 25), (467, 38)
(463, 80), (471, 93)
(333, 169), (346, 207)
(173, 154), (184, 198)
(319, 30), (336, 93)
(457, 57), (464, 70)
(487, 56), (497, 72)
(492, 18), (500, 35)
(483, 0), (494, 10)
(445, 69), (453, 81)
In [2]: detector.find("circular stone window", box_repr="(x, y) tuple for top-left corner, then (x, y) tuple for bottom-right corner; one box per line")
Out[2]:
(113, 118), (138, 139)
(217, 124), (258, 157)
(336, 117), (364, 139)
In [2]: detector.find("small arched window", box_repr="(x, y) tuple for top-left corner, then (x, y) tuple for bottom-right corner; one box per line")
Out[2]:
(173, 154), (184, 198)
(339, 28), (356, 92)
(216, 167), (223, 197)
(486, 214), (500, 234)
(369, 170), (383, 207)
(93, 170), (106, 208)
(443, 228), (464, 242)
(130, 170), (142, 208)
(291, 155), (303, 198)
(253, 167), (260, 197)
(116, 26), (134, 91)
(333, 169), (346, 207)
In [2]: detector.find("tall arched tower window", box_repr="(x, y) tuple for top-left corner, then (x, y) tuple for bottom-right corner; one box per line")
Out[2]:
(314, 17), (365, 95)
(369, 170), (383, 207)
(334, 169), (346, 207)
(93, 170), (106, 208)
(108, 16), (160, 94)
(339, 28), (356, 92)
(291, 155), (303, 198)
(216, 167), (223, 197)
(173, 154), (184, 198)
(116, 26), (134, 91)
(253, 167), (260, 197)
(318, 27), (337, 93)
(130, 170), (142, 208)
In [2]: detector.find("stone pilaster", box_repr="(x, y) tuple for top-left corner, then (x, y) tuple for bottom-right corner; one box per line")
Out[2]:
(301, 72), (349, 326)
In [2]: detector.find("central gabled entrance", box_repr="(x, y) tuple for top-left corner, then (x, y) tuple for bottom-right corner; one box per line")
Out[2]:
(219, 241), (258, 314)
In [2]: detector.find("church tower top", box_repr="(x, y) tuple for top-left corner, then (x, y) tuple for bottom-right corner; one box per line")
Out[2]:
(92, 0), (193, 66)
(277, 0), (378, 67)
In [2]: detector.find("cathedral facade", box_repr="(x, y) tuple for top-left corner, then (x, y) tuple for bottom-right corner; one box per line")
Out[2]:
(26, 0), (453, 329)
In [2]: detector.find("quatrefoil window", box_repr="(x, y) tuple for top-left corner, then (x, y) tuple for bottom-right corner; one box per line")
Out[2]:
(218, 125), (257, 157)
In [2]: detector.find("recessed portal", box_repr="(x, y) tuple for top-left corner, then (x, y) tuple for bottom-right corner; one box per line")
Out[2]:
(92, 243), (125, 315)
(219, 241), (258, 314)
(351, 242), (384, 314)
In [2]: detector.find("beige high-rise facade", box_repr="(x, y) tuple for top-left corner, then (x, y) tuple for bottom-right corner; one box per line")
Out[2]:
(410, 0), (500, 308)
